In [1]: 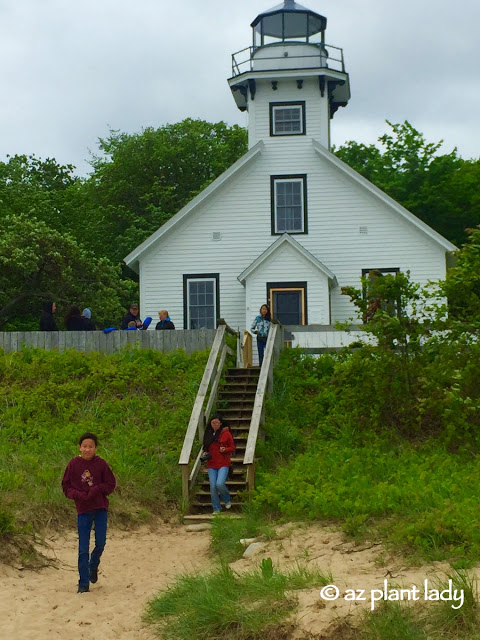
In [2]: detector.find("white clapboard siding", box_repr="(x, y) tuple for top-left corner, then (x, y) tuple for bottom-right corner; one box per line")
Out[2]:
(248, 77), (329, 147)
(137, 137), (451, 333)
(245, 241), (331, 327)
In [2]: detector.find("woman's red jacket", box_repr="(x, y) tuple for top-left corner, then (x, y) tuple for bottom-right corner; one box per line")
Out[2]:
(206, 428), (235, 469)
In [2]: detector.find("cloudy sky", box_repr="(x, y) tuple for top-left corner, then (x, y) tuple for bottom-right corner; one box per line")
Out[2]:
(1, 0), (478, 175)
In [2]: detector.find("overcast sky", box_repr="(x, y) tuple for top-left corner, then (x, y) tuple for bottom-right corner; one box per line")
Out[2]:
(1, 0), (479, 176)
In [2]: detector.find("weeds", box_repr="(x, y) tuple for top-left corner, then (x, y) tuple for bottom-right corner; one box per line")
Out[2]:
(145, 560), (330, 640)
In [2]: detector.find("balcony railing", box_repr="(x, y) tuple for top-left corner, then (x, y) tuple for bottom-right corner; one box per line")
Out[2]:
(231, 43), (346, 77)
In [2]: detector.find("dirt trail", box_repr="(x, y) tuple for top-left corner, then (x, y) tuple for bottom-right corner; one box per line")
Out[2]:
(0, 522), (461, 640)
(1, 523), (211, 640)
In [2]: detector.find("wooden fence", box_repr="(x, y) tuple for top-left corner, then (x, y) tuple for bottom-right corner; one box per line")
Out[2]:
(0, 330), (217, 355)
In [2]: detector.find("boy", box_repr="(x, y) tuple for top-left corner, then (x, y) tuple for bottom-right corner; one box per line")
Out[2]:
(62, 432), (116, 593)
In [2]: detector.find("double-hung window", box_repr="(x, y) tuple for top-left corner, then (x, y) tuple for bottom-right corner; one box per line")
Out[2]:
(270, 102), (305, 136)
(183, 274), (219, 329)
(271, 175), (307, 234)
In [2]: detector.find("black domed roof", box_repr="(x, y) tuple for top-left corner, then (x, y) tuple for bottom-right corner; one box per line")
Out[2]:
(251, 0), (327, 38)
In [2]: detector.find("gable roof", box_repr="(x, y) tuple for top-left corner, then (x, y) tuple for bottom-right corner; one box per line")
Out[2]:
(312, 139), (457, 253)
(124, 140), (265, 271)
(237, 233), (337, 285)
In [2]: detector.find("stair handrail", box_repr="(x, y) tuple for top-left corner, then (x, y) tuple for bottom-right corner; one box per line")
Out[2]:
(242, 330), (253, 368)
(243, 322), (284, 489)
(179, 320), (237, 508)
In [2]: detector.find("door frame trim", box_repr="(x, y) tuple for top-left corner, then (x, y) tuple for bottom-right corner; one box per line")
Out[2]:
(266, 281), (308, 325)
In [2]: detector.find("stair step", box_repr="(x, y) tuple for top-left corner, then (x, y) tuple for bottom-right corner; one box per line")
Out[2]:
(223, 382), (258, 389)
(192, 501), (243, 508)
(195, 489), (242, 496)
(184, 513), (243, 522)
(200, 468), (246, 476)
(200, 480), (247, 487)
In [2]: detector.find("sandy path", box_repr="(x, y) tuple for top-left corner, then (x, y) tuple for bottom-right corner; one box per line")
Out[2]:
(1, 521), (469, 640)
(1, 523), (211, 640)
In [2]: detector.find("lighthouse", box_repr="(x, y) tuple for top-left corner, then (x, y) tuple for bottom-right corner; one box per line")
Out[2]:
(229, 0), (350, 150)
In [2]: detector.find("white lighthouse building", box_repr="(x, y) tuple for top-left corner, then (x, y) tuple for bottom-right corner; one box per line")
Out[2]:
(125, 0), (455, 343)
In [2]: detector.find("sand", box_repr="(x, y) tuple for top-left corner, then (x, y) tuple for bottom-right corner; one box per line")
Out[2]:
(1, 522), (211, 640)
(0, 521), (467, 640)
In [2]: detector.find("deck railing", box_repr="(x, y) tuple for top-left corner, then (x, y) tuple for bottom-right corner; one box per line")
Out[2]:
(231, 42), (346, 76)
(178, 321), (238, 509)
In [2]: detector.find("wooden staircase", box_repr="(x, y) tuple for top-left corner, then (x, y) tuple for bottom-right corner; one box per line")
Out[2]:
(187, 367), (261, 516)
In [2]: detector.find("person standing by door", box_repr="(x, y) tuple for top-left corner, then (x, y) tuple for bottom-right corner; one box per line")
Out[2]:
(251, 304), (271, 366)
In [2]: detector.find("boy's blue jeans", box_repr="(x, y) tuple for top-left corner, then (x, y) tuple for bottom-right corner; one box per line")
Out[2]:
(207, 467), (231, 512)
(77, 508), (108, 587)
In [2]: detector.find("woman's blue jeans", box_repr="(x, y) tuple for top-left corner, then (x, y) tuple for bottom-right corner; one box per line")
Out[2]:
(207, 467), (231, 512)
(77, 509), (108, 587)
(257, 337), (266, 366)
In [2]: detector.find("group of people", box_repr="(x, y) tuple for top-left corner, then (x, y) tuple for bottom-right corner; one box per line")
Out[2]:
(120, 304), (175, 331)
(40, 302), (94, 332)
(39, 301), (176, 332)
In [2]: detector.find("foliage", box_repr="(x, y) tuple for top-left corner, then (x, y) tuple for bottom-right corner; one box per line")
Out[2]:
(335, 121), (480, 246)
(0, 154), (77, 227)
(85, 118), (248, 265)
(357, 601), (428, 640)
(352, 570), (479, 640)
(341, 270), (426, 350)
(442, 226), (480, 327)
(0, 347), (208, 532)
(145, 560), (330, 640)
(252, 295), (480, 562)
(0, 214), (134, 329)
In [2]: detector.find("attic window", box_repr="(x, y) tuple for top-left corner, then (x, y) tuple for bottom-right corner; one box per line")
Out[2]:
(270, 102), (306, 136)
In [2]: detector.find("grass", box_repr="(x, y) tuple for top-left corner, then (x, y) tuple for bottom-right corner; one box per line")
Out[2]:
(327, 570), (479, 640)
(209, 508), (277, 563)
(145, 559), (332, 640)
(0, 346), (209, 536)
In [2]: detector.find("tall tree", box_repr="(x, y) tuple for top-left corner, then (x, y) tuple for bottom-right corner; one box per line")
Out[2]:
(0, 214), (134, 330)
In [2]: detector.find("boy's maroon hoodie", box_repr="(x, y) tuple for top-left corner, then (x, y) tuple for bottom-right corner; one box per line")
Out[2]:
(62, 455), (116, 515)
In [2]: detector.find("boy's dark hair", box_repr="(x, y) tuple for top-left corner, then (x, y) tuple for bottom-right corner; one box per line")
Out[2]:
(79, 432), (98, 446)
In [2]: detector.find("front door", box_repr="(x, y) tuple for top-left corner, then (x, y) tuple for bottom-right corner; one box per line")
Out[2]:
(267, 282), (307, 325)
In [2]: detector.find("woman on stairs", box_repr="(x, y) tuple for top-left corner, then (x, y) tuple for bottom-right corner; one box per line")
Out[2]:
(202, 414), (235, 514)
(251, 304), (271, 366)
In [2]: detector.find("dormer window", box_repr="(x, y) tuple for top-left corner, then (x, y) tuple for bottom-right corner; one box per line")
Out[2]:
(270, 102), (306, 136)
(271, 175), (307, 234)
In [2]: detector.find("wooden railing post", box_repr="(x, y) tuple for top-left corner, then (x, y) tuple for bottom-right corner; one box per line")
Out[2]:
(242, 330), (252, 368)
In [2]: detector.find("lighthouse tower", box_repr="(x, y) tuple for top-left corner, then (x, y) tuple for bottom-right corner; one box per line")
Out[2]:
(229, 0), (350, 150)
